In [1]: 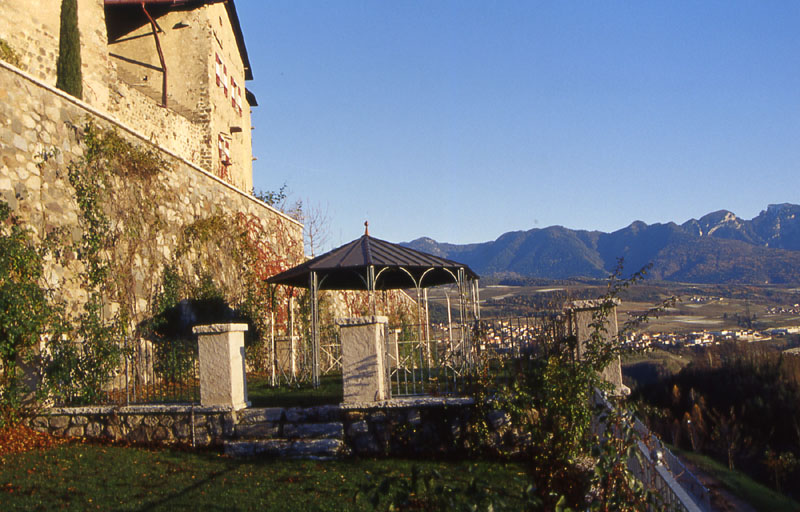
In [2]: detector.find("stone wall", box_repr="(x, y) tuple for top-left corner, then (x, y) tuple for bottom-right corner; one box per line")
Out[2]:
(327, 289), (420, 325)
(26, 398), (525, 458)
(0, 0), (109, 109)
(342, 399), (478, 457)
(0, 60), (302, 322)
(107, 78), (207, 172)
(28, 405), (237, 447)
(0, 0), (61, 85)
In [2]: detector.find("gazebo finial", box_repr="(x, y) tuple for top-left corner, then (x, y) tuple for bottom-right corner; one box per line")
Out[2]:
(364, 220), (369, 236)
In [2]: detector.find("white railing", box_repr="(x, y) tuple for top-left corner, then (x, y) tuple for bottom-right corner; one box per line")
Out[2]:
(595, 391), (712, 511)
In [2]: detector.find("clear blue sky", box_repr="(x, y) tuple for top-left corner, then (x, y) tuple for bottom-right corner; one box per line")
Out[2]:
(237, 1), (800, 250)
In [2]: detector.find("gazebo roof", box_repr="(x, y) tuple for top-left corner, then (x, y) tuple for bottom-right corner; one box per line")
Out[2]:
(266, 233), (479, 290)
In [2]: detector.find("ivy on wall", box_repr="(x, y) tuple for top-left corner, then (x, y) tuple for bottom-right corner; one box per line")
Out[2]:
(39, 122), (303, 402)
(0, 38), (22, 68)
(0, 202), (55, 425)
(2, 117), (306, 410)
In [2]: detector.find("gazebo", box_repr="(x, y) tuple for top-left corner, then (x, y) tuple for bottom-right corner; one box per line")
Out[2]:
(267, 225), (480, 387)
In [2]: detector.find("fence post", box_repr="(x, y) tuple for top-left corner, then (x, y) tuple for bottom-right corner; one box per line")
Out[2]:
(337, 316), (390, 404)
(193, 323), (250, 409)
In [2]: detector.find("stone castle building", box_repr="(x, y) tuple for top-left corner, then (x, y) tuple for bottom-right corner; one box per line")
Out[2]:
(1, 0), (254, 191)
(0, 0), (305, 323)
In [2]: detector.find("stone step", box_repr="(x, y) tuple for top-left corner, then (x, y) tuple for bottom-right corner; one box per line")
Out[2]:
(238, 407), (284, 425)
(285, 405), (342, 423)
(234, 422), (280, 438)
(236, 405), (342, 425)
(284, 422), (343, 440)
(224, 438), (348, 459)
(234, 421), (344, 440)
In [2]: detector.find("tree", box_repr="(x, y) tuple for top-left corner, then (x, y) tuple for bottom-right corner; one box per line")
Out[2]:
(55, 0), (82, 98)
(764, 449), (798, 493)
(710, 407), (742, 470)
(302, 200), (330, 258)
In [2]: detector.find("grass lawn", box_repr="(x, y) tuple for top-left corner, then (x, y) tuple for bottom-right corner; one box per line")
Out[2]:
(671, 446), (800, 512)
(0, 443), (531, 511)
(247, 373), (343, 408)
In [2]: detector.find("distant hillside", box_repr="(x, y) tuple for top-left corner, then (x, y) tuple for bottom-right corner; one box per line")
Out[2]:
(403, 203), (800, 284)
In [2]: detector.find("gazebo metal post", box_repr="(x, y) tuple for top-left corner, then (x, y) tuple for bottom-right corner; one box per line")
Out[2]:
(457, 267), (470, 369)
(367, 265), (377, 314)
(444, 290), (454, 390)
(423, 288), (432, 382)
(414, 284), (423, 394)
(310, 271), (320, 387)
(270, 311), (275, 386)
(469, 276), (480, 369)
(289, 295), (296, 383)
(472, 278), (481, 320)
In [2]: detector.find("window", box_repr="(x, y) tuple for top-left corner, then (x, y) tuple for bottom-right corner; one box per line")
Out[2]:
(217, 133), (231, 180)
(215, 53), (228, 96)
(231, 77), (243, 116)
(218, 134), (231, 163)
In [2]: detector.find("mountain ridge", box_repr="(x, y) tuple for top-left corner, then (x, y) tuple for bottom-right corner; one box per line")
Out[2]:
(402, 203), (800, 284)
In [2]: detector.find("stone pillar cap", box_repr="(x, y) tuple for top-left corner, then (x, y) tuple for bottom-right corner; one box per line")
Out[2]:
(336, 315), (389, 327)
(193, 323), (249, 334)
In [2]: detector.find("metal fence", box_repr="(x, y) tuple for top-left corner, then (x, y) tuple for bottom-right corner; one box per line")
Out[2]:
(385, 322), (472, 396)
(107, 336), (200, 405)
(474, 314), (567, 361)
(308, 315), (567, 397)
(631, 418), (712, 511)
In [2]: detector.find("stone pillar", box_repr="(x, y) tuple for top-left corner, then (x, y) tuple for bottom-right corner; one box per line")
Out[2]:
(193, 323), (249, 409)
(337, 316), (390, 404)
(565, 300), (629, 396)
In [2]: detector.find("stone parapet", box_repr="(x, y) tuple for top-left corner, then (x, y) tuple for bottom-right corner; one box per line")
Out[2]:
(565, 299), (629, 396)
(337, 316), (389, 404)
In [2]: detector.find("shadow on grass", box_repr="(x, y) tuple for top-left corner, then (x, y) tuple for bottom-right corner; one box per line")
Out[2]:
(131, 462), (238, 512)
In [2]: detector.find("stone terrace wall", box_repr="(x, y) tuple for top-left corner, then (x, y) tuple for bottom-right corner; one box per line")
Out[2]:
(0, 60), (302, 320)
(26, 400), (523, 457)
(342, 399), (477, 457)
(28, 405), (236, 447)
